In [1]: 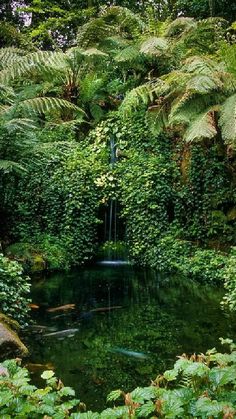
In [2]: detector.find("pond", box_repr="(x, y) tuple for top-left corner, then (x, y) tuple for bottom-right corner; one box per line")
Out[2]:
(24, 264), (236, 412)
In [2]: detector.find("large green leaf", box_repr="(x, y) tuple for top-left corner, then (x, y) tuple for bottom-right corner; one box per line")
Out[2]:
(184, 110), (217, 142)
(140, 37), (168, 56)
(219, 94), (236, 145)
(19, 97), (84, 116)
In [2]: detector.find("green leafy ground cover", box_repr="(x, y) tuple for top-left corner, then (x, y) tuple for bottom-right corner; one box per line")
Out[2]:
(0, 339), (236, 418)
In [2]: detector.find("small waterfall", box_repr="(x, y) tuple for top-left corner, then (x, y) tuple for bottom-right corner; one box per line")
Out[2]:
(98, 136), (128, 265)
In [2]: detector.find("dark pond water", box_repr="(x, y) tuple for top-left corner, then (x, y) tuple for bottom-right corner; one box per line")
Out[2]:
(24, 264), (236, 411)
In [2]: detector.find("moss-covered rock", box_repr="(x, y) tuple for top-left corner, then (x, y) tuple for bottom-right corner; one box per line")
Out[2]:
(0, 314), (28, 360)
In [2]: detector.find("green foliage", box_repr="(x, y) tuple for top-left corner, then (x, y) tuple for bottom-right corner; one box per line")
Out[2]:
(222, 247), (236, 311)
(0, 254), (30, 324)
(103, 339), (236, 418)
(1, 340), (236, 417)
(175, 0), (236, 21)
(0, 359), (81, 418)
(5, 140), (106, 268)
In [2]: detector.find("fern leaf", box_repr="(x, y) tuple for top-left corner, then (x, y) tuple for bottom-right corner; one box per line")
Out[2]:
(0, 47), (25, 70)
(0, 51), (65, 84)
(165, 17), (196, 38)
(101, 6), (146, 34)
(0, 160), (26, 173)
(82, 48), (108, 58)
(146, 104), (168, 135)
(77, 19), (115, 48)
(140, 37), (168, 56)
(114, 46), (140, 63)
(219, 94), (236, 145)
(186, 74), (223, 94)
(120, 80), (169, 116)
(19, 97), (84, 116)
(184, 110), (217, 143)
(183, 56), (218, 75)
(3, 118), (37, 132)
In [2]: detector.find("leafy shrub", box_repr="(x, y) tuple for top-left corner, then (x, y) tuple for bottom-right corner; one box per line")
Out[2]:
(6, 235), (70, 272)
(0, 360), (81, 418)
(222, 247), (236, 310)
(146, 236), (226, 283)
(0, 254), (30, 324)
(5, 141), (107, 268)
(103, 338), (236, 418)
(1, 340), (236, 418)
(183, 249), (226, 283)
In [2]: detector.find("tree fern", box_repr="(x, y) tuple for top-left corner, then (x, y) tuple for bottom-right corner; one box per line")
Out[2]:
(120, 80), (169, 117)
(0, 50), (64, 84)
(2, 118), (37, 133)
(146, 103), (169, 135)
(114, 46), (140, 63)
(186, 74), (223, 94)
(184, 110), (217, 143)
(0, 159), (26, 173)
(183, 56), (219, 75)
(0, 47), (26, 70)
(140, 37), (168, 56)
(77, 18), (115, 48)
(19, 97), (84, 116)
(165, 17), (196, 38)
(219, 94), (236, 145)
(101, 6), (146, 35)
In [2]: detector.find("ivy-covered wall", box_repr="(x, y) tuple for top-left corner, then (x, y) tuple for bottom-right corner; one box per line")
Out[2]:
(3, 139), (107, 269)
(1, 112), (236, 281)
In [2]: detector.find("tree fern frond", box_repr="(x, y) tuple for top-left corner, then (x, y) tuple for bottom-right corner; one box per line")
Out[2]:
(0, 159), (26, 173)
(99, 35), (129, 52)
(0, 104), (11, 115)
(146, 104), (169, 135)
(80, 75), (105, 102)
(82, 48), (108, 58)
(19, 97), (84, 116)
(165, 17), (196, 38)
(184, 110), (217, 143)
(120, 80), (169, 116)
(0, 51), (65, 84)
(101, 6), (146, 34)
(0, 47), (26, 70)
(183, 56), (219, 75)
(77, 18), (115, 48)
(219, 94), (236, 145)
(114, 46), (140, 63)
(219, 43), (236, 78)
(170, 93), (222, 126)
(140, 37), (168, 56)
(3, 118), (37, 132)
(186, 74), (223, 94)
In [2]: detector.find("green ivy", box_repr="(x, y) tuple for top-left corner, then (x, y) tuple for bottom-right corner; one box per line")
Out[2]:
(4, 140), (107, 268)
(0, 254), (30, 324)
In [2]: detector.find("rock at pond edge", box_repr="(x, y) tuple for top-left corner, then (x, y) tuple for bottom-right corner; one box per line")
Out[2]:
(0, 313), (28, 360)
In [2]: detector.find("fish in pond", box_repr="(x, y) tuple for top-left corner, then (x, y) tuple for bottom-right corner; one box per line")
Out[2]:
(46, 304), (76, 313)
(29, 303), (40, 309)
(111, 348), (149, 359)
(90, 306), (122, 313)
(25, 363), (54, 373)
(43, 328), (79, 338)
(26, 324), (57, 333)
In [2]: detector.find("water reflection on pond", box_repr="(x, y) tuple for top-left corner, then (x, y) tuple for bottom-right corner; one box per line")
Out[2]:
(25, 265), (236, 411)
